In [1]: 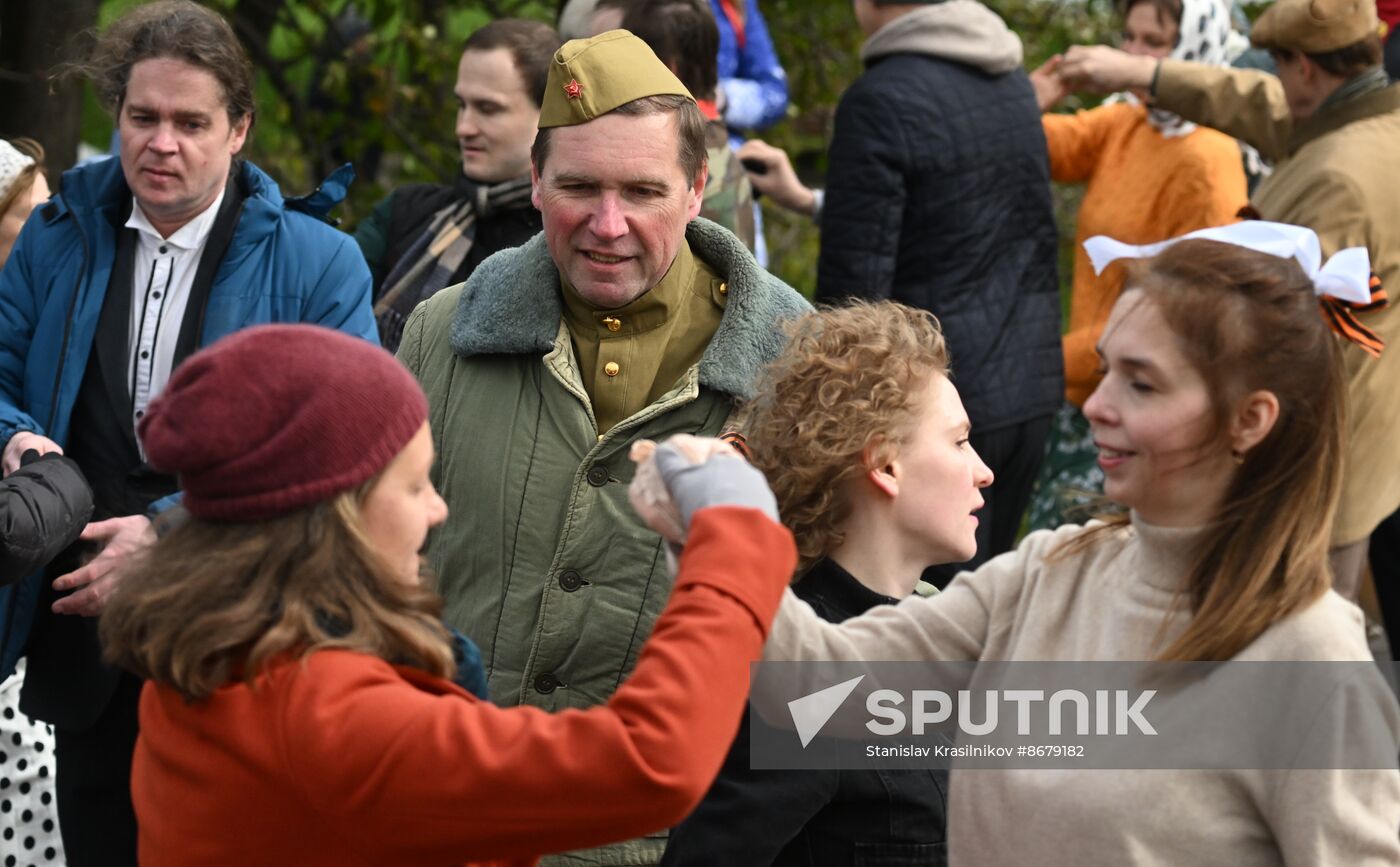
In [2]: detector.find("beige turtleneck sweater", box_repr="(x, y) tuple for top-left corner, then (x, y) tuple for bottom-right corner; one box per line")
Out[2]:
(762, 516), (1400, 866)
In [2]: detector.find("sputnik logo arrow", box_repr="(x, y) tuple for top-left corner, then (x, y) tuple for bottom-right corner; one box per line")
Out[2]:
(787, 675), (865, 748)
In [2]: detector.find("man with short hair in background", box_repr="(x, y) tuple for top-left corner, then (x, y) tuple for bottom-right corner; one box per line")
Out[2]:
(356, 19), (563, 351)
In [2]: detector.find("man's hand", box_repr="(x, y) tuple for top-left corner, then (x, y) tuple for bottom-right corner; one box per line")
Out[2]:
(1058, 46), (1158, 95)
(50, 515), (155, 617)
(3, 431), (63, 477)
(736, 140), (818, 217)
(1030, 55), (1070, 111)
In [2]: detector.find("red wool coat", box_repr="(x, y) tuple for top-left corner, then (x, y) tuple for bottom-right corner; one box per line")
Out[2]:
(130, 506), (796, 866)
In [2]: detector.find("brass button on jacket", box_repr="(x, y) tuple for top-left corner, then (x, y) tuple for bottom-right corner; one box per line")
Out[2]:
(604, 361), (620, 377)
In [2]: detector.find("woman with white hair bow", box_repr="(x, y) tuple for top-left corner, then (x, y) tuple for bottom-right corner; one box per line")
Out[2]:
(643, 222), (1400, 865)
(1026, 0), (1250, 531)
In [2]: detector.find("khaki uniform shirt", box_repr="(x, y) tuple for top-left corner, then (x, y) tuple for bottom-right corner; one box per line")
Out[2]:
(562, 241), (728, 434)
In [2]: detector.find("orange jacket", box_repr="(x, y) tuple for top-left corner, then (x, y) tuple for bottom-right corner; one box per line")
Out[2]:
(1045, 102), (1247, 406)
(131, 506), (796, 867)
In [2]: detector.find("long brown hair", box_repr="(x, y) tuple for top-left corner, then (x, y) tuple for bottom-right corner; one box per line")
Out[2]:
(1060, 239), (1345, 661)
(101, 484), (455, 701)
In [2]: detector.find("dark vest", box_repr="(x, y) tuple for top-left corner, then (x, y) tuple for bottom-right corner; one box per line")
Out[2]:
(21, 178), (246, 731)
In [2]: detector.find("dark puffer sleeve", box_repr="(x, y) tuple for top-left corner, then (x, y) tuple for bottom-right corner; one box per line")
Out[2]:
(816, 86), (908, 303)
(0, 454), (93, 585)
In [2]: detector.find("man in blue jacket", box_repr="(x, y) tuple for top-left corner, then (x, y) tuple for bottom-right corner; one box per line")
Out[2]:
(0, 3), (374, 863)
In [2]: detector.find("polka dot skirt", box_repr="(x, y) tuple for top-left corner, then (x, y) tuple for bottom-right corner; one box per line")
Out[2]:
(0, 659), (64, 866)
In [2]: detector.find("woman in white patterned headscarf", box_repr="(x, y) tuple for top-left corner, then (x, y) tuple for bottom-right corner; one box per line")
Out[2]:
(0, 139), (50, 268)
(1024, 0), (1250, 532)
(0, 136), (65, 866)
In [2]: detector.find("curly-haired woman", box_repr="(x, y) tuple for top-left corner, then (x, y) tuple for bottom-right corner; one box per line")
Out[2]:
(661, 301), (990, 866)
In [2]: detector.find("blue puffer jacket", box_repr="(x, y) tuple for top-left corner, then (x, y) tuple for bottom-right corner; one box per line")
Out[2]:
(0, 157), (376, 678)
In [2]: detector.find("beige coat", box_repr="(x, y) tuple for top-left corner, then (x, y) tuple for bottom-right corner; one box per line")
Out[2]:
(760, 518), (1400, 865)
(1156, 61), (1400, 545)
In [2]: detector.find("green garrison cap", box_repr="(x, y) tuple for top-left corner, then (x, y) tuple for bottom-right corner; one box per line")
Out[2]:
(538, 29), (694, 129)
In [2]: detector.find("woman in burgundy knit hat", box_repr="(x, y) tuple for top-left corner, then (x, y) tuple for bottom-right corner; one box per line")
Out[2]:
(97, 323), (796, 867)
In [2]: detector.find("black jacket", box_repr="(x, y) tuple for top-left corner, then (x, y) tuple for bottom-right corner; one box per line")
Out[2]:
(0, 453), (93, 585)
(660, 558), (948, 867)
(816, 9), (1062, 434)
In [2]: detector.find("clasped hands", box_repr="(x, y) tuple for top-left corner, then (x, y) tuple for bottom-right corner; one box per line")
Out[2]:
(629, 434), (777, 545)
(1030, 46), (1161, 111)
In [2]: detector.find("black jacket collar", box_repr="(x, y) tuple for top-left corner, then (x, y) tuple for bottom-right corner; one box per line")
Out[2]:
(793, 557), (901, 623)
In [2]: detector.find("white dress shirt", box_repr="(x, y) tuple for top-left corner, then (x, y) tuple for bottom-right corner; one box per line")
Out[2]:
(124, 188), (225, 433)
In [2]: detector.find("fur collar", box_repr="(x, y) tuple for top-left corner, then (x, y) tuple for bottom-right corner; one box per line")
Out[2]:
(448, 218), (810, 400)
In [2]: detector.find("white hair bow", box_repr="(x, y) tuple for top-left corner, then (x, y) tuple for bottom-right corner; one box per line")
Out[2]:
(1083, 221), (1373, 306)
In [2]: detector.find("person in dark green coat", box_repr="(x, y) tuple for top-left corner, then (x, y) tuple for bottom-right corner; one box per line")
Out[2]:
(397, 29), (808, 866)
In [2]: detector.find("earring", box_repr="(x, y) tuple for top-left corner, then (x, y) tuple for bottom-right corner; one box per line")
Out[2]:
(1231, 449), (1245, 465)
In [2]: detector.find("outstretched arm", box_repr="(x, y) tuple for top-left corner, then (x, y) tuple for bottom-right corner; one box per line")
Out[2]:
(282, 505), (797, 863)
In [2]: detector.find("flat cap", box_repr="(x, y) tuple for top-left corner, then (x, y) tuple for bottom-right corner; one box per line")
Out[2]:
(538, 29), (693, 129)
(1251, 0), (1381, 54)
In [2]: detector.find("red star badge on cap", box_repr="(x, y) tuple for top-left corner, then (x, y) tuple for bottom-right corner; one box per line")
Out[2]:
(565, 78), (584, 100)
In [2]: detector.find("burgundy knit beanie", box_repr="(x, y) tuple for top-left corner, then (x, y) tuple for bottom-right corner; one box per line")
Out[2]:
(138, 324), (428, 521)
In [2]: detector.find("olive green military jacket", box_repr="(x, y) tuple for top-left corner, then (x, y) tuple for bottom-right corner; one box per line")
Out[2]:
(398, 218), (808, 713)
(1156, 62), (1400, 546)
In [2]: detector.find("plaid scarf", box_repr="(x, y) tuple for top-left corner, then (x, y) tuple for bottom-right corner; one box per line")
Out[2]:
(374, 174), (534, 350)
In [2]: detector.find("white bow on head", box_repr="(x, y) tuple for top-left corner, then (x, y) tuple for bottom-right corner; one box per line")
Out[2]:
(1083, 221), (1373, 306)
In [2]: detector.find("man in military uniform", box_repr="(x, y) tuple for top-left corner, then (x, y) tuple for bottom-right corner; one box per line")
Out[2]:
(396, 30), (808, 865)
